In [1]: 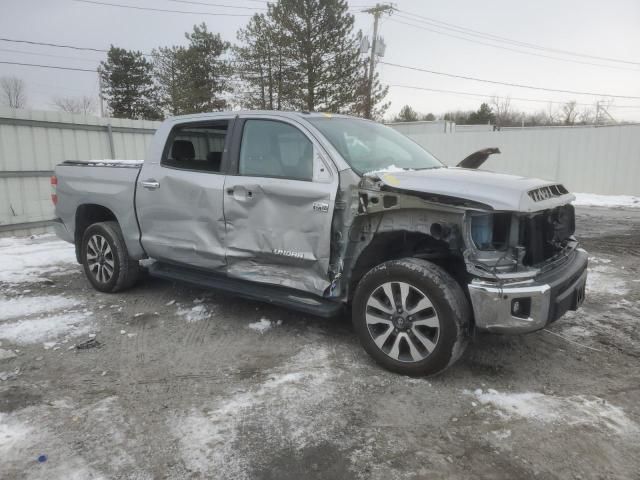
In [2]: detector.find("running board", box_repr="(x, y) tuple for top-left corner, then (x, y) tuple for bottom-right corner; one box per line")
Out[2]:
(148, 262), (343, 318)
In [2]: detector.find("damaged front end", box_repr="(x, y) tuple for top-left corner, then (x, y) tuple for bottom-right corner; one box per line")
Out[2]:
(337, 169), (588, 335)
(464, 202), (588, 334)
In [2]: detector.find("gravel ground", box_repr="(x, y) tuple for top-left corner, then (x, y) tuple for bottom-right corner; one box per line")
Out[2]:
(1, 206), (639, 480)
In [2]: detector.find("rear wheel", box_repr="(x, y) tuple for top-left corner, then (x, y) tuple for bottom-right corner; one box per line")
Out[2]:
(352, 258), (470, 376)
(81, 221), (140, 293)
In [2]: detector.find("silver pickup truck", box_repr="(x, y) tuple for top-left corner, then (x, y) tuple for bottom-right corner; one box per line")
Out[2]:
(52, 111), (588, 376)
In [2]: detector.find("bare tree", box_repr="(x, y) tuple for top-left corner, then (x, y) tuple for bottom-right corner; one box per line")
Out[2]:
(490, 96), (514, 129)
(52, 96), (96, 115)
(562, 101), (579, 125)
(0, 76), (27, 108)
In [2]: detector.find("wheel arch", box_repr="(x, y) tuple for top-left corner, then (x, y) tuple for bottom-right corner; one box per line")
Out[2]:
(74, 204), (118, 263)
(346, 229), (469, 303)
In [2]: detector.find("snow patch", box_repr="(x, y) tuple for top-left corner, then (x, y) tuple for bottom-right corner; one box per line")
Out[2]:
(0, 235), (77, 284)
(470, 389), (638, 435)
(364, 164), (412, 176)
(169, 346), (338, 477)
(0, 312), (93, 345)
(247, 317), (281, 334)
(177, 304), (210, 322)
(0, 413), (33, 459)
(573, 193), (640, 208)
(0, 295), (81, 321)
(586, 266), (629, 296)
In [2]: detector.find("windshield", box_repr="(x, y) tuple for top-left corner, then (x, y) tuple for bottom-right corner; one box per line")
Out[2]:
(307, 117), (443, 174)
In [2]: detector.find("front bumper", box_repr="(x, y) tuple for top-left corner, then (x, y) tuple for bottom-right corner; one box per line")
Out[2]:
(468, 248), (588, 334)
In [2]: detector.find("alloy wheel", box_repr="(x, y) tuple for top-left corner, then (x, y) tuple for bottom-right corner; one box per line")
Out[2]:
(365, 281), (440, 362)
(86, 234), (115, 284)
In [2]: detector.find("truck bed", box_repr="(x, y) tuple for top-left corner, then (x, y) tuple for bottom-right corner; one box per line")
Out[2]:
(53, 160), (144, 258)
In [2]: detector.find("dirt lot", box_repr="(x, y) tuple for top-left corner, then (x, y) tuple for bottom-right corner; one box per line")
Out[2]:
(1, 206), (639, 480)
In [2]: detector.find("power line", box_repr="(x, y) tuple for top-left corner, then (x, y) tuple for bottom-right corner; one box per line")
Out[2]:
(0, 47), (102, 63)
(390, 16), (639, 72)
(0, 61), (97, 72)
(389, 84), (640, 109)
(0, 37), (107, 53)
(73, 0), (253, 17)
(380, 61), (640, 100)
(168, 0), (266, 10)
(396, 8), (640, 67)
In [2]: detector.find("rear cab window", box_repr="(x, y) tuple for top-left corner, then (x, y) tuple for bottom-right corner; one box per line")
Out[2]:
(162, 120), (230, 173)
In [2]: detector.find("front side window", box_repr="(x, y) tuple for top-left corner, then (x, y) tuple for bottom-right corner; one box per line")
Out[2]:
(239, 120), (313, 181)
(307, 117), (443, 175)
(163, 120), (229, 172)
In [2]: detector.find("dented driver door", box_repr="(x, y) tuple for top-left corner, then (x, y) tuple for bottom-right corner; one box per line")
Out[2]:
(223, 115), (338, 296)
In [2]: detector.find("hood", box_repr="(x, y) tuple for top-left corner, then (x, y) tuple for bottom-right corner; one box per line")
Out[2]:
(370, 167), (575, 212)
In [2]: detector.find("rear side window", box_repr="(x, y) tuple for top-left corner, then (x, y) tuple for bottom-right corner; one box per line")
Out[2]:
(239, 120), (313, 181)
(162, 120), (229, 172)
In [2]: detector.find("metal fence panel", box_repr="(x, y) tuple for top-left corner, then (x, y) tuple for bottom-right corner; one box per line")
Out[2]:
(0, 107), (160, 233)
(394, 123), (640, 195)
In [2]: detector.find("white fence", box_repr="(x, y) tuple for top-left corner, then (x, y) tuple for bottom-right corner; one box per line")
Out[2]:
(1, 110), (639, 235)
(0, 108), (160, 234)
(392, 123), (640, 196)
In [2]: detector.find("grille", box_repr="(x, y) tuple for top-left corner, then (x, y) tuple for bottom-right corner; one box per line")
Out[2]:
(528, 184), (569, 202)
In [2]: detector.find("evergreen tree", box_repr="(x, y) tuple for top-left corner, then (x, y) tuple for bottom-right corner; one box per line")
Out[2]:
(99, 47), (162, 120)
(234, 13), (291, 110)
(154, 24), (231, 116)
(468, 102), (495, 124)
(178, 23), (232, 113)
(394, 105), (419, 122)
(268, 0), (361, 112)
(152, 45), (187, 116)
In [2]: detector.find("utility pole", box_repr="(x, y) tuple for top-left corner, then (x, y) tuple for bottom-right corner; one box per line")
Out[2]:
(98, 72), (105, 118)
(363, 3), (394, 119)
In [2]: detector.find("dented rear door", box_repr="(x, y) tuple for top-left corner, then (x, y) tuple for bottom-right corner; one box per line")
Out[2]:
(223, 115), (339, 295)
(137, 116), (234, 270)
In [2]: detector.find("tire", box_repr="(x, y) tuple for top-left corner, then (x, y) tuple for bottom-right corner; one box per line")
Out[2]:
(81, 221), (140, 293)
(352, 258), (471, 376)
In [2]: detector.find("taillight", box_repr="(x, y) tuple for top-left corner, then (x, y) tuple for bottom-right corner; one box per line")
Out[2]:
(50, 175), (58, 205)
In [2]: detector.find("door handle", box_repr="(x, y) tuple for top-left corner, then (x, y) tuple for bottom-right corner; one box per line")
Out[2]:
(226, 186), (254, 200)
(141, 180), (160, 190)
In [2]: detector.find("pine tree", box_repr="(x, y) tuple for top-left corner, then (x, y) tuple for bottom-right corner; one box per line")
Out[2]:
(395, 105), (419, 122)
(268, 0), (361, 112)
(179, 23), (232, 113)
(152, 24), (231, 115)
(234, 13), (291, 110)
(152, 46), (186, 116)
(99, 47), (162, 120)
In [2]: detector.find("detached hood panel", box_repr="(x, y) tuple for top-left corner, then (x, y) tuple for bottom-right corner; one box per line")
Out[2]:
(372, 167), (575, 212)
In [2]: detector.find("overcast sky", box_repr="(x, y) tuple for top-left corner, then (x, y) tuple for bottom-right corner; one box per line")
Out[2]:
(0, 0), (639, 121)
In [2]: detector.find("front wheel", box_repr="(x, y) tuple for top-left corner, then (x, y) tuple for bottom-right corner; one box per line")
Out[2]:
(81, 221), (140, 293)
(352, 258), (471, 376)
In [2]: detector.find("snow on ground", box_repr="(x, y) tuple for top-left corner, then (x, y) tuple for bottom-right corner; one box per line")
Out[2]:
(586, 264), (629, 296)
(0, 413), (33, 461)
(169, 346), (338, 478)
(573, 193), (640, 208)
(0, 295), (81, 321)
(469, 389), (638, 436)
(176, 304), (211, 322)
(247, 317), (282, 334)
(0, 397), (137, 480)
(0, 235), (77, 284)
(0, 312), (93, 346)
